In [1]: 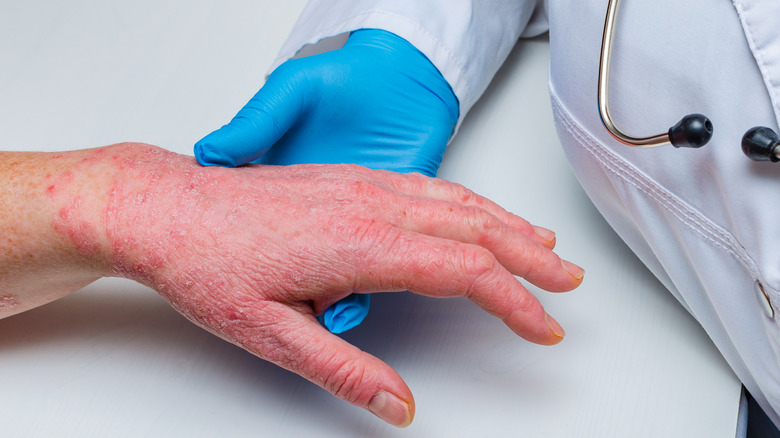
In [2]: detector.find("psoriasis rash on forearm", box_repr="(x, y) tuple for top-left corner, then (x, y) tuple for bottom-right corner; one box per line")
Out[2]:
(0, 147), (123, 316)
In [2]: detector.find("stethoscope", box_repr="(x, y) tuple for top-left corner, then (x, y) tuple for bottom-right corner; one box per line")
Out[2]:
(598, 0), (780, 162)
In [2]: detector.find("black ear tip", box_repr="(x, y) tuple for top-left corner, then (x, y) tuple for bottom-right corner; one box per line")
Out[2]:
(742, 126), (780, 162)
(668, 114), (713, 148)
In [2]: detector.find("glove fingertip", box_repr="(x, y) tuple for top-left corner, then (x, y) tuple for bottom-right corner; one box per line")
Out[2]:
(318, 294), (371, 334)
(194, 121), (270, 167)
(194, 136), (239, 167)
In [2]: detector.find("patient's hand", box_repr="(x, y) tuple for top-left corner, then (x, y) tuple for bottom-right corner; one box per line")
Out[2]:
(194, 29), (462, 333)
(6, 143), (583, 427)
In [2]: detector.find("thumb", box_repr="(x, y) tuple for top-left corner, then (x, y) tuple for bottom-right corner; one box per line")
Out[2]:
(194, 62), (309, 167)
(248, 302), (415, 427)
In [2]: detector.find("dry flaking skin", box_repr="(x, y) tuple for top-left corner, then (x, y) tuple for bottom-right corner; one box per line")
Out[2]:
(1, 142), (583, 427)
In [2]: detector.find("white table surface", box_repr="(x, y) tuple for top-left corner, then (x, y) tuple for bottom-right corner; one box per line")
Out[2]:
(0, 1), (741, 437)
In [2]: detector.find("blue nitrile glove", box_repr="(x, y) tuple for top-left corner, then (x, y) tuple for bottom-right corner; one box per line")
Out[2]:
(194, 29), (459, 333)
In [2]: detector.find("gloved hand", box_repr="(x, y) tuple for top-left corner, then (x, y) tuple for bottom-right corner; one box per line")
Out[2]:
(194, 29), (459, 334)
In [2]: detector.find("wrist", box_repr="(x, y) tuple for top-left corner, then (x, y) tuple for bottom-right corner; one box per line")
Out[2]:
(97, 144), (207, 290)
(0, 145), (125, 315)
(36, 145), (133, 276)
(11, 142), (182, 284)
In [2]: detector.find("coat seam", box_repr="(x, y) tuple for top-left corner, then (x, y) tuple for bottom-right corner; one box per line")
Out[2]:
(549, 88), (767, 296)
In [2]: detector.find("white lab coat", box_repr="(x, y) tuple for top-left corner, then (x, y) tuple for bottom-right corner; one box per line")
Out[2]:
(274, 0), (780, 426)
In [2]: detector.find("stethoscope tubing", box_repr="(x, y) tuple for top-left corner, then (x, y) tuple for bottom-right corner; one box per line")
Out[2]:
(598, 0), (670, 147)
(599, 0), (780, 159)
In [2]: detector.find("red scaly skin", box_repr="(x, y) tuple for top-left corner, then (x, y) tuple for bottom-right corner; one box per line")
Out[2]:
(2, 142), (584, 427)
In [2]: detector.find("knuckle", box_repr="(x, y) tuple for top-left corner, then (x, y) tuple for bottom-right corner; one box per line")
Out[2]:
(346, 177), (390, 202)
(463, 206), (502, 245)
(460, 246), (499, 297)
(512, 286), (543, 316)
(336, 218), (404, 278)
(423, 176), (448, 194)
(322, 358), (368, 404)
(338, 162), (368, 175)
(456, 246), (543, 319)
(517, 243), (554, 279)
(453, 183), (476, 204)
(349, 218), (401, 249)
(402, 171), (433, 192)
(448, 182), (484, 207)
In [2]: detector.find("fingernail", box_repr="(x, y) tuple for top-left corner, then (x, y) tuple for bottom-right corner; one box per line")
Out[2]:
(545, 313), (566, 340)
(533, 226), (556, 244)
(562, 259), (585, 280)
(369, 391), (412, 428)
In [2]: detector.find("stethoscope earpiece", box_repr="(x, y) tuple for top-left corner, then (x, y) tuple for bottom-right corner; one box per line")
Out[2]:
(742, 126), (780, 162)
(668, 114), (713, 149)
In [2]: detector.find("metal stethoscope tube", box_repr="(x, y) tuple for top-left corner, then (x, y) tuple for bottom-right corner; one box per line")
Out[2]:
(597, 0), (714, 149)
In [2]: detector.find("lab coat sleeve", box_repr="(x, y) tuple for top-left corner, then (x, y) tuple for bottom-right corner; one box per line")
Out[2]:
(271, 0), (549, 128)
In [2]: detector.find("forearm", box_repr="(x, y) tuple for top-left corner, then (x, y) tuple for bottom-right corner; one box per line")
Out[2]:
(0, 145), (136, 317)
